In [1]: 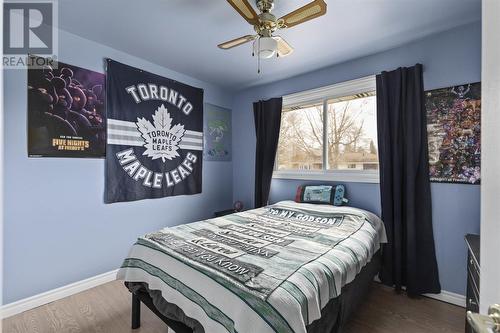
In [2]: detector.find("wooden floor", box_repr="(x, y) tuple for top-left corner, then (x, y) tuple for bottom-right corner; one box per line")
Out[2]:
(3, 281), (465, 333)
(344, 284), (465, 333)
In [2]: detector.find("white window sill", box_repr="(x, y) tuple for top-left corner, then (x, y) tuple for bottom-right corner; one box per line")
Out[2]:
(272, 170), (380, 184)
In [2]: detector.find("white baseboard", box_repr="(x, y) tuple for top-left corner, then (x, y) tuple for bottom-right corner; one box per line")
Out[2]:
(1, 269), (118, 319)
(424, 290), (466, 307)
(373, 276), (466, 307)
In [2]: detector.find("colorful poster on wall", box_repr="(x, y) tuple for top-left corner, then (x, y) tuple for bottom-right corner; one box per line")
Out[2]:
(27, 56), (106, 157)
(426, 82), (481, 184)
(105, 60), (204, 203)
(204, 103), (232, 161)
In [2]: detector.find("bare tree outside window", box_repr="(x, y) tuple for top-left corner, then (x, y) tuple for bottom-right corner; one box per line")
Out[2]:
(276, 93), (378, 172)
(276, 103), (323, 170)
(327, 95), (378, 170)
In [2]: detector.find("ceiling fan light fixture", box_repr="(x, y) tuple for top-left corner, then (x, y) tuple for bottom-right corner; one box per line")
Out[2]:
(220, 0), (327, 69)
(253, 36), (278, 59)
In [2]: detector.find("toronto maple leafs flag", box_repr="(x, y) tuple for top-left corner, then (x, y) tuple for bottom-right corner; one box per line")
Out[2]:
(105, 60), (203, 203)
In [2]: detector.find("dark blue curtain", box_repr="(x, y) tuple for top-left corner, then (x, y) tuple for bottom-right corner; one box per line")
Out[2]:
(253, 97), (282, 208)
(376, 64), (441, 295)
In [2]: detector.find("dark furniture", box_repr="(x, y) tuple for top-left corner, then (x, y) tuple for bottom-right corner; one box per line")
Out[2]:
(127, 252), (381, 333)
(465, 234), (480, 333)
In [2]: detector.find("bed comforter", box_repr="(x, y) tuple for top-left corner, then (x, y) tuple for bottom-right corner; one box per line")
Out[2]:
(117, 200), (387, 333)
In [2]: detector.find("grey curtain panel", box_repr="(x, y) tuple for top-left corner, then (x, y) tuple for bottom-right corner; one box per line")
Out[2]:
(253, 97), (283, 208)
(376, 64), (441, 295)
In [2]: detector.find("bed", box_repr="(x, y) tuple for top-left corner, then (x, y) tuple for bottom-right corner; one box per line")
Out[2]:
(117, 200), (387, 333)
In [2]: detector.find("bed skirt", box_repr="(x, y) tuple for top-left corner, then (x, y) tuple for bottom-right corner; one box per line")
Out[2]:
(125, 251), (381, 333)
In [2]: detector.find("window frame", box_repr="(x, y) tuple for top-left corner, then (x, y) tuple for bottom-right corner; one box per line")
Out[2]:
(273, 75), (380, 184)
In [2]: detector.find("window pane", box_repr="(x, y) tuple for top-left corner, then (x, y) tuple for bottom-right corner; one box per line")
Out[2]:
(276, 103), (323, 170)
(326, 94), (378, 171)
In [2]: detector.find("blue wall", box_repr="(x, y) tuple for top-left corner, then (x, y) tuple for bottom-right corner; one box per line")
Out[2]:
(3, 29), (234, 304)
(232, 22), (481, 295)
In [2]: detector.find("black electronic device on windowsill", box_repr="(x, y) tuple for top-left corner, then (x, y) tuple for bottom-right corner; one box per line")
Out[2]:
(214, 209), (236, 217)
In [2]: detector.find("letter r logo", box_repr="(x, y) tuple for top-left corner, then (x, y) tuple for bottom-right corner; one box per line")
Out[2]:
(3, 2), (53, 54)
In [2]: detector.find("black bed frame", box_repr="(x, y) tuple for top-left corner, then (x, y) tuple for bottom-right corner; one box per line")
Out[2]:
(129, 251), (381, 333)
(132, 288), (193, 333)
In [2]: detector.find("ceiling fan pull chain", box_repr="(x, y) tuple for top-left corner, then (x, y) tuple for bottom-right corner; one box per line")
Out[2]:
(258, 37), (261, 74)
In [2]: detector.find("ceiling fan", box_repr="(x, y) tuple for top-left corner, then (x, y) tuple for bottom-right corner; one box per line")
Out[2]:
(218, 0), (327, 61)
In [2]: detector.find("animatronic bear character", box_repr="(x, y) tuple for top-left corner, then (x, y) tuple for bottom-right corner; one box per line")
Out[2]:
(60, 66), (104, 127)
(83, 85), (105, 151)
(51, 76), (96, 142)
(28, 86), (78, 153)
(29, 65), (59, 105)
(67, 84), (104, 137)
(59, 67), (82, 88)
(84, 85), (103, 113)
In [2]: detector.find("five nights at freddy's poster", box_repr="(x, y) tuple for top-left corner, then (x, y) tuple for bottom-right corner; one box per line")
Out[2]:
(27, 57), (106, 158)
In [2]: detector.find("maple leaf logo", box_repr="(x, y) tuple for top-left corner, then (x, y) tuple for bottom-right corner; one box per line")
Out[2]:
(136, 104), (185, 162)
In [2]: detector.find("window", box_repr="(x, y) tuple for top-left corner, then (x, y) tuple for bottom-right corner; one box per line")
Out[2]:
(274, 76), (379, 183)
(276, 101), (324, 171)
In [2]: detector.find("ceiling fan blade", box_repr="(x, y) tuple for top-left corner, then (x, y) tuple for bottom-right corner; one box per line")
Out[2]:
(218, 35), (257, 49)
(278, 0), (327, 29)
(226, 0), (259, 25)
(275, 36), (294, 57)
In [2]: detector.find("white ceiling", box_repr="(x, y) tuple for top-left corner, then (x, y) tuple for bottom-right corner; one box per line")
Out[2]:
(59, 0), (481, 90)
